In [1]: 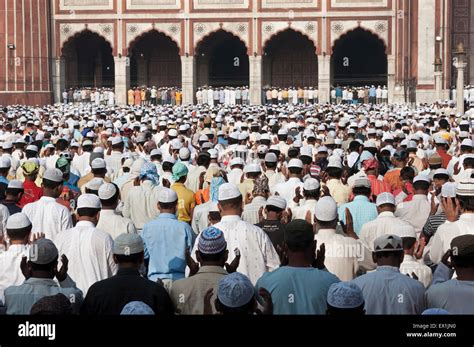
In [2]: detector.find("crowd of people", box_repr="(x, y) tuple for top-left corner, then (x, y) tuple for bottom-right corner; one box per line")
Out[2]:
(0, 98), (472, 316)
(127, 87), (183, 106)
(331, 85), (389, 105)
(262, 87), (319, 105)
(62, 88), (116, 106)
(196, 86), (250, 106)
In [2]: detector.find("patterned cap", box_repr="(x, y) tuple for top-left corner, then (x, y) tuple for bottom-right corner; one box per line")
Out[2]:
(327, 282), (364, 309)
(217, 273), (255, 308)
(456, 178), (474, 197)
(198, 226), (227, 255)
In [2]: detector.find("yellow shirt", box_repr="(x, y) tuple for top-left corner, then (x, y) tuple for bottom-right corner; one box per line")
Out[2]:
(171, 182), (195, 223)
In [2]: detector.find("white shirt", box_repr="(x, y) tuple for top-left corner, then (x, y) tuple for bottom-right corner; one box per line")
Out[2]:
(314, 229), (370, 281)
(395, 194), (431, 237)
(96, 209), (137, 240)
(0, 204), (9, 236)
(351, 266), (425, 314)
(72, 152), (91, 178)
(104, 151), (123, 180)
(264, 170), (285, 193)
(191, 215), (280, 284)
(0, 244), (28, 304)
(55, 221), (117, 295)
(428, 214), (474, 264)
(191, 201), (211, 235)
(400, 254), (432, 288)
(273, 177), (303, 204)
(347, 152), (360, 168)
(227, 168), (243, 187)
(290, 199), (317, 221)
(22, 197), (73, 242)
(45, 154), (59, 171)
(359, 211), (412, 267)
(242, 196), (267, 225)
(122, 180), (162, 230)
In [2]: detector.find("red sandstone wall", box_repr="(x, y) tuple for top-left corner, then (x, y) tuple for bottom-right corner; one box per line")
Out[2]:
(0, 0), (53, 105)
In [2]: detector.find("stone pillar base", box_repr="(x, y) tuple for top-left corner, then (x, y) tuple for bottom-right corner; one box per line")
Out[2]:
(53, 57), (66, 104)
(249, 55), (262, 105)
(318, 54), (331, 103)
(114, 56), (130, 106)
(181, 55), (196, 105)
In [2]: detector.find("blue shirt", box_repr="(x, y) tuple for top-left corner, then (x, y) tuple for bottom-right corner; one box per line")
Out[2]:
(142, 213), (195, 281)
(369, 87), (376, 97)
(256, 266), (340, 315)
(335, 87), (342, 97)
(338, 195), (378, 235)
(0, 176), (9, 186)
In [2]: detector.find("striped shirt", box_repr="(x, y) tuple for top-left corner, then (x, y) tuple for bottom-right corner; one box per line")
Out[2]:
(422, 212), (448, 239)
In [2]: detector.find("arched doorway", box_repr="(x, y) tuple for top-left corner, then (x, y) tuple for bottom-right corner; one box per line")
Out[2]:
(331, 28), (387, 86)
(62, 30), (114, 88)
(196, 30), (249, 87)
(129, 30), (181, 88)
(263, 29), (318, 88)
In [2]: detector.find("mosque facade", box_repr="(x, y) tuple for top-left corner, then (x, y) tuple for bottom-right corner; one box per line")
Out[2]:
(0, 0), (471, 106)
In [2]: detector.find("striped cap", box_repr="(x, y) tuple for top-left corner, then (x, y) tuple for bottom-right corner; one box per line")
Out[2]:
(198, 226), (227, 255)
(456, 178), (474, 197)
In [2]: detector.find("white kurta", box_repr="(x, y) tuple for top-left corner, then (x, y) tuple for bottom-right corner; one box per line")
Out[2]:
(242, 196), (267, 225)
(122, 181), (162, 230)
(0, 244), (28, 304)
(96, 209), (137, 240)
(55, 221), (118, 295)
(428, 214), (474, 264)
(22, 197), (73, 242)
(208, 89), (214, 106)
(104, 151), (123, 180)
(395, 194), (431, 237)
(399, 254), (432, 288)
(359, 211), (412, 252)
(191, 201), (212, 235)
(227, 168), (244, 187)
(314, 229), (371, 281)
(273, 177), (303, 204)
(191, 215), (280, 284)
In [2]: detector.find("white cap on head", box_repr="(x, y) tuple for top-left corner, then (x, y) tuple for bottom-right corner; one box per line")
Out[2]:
(168, 129), (178, 137)
(413, 174), (431, 184)
(26, 145), (38, 152)
(327, 282), (364, 309)
(179, 147), (190, 160)
(113, 233), (144, 255)
(2, 142), (13, 150)
(111, 136), (123, 146)
(86, 177), (105, 191)
(83, 140), (93, 147)
(6, 212), (31, 230)
(303, 177), (320, 191)
(376, 192), (395, 206)
(266, 195), (286, 210)
(150, 148), (162, 157)
(300, 146), (313, 157)
(288, 158), (303, 169)
(354, 177), (371, 189)
(327, 156), (342, 169)
(373, 234), (403, 252)
(98, 183), (118, 200)
(244, 163), (261, 174)
(7, 180), (23, 189)
(158, 188), (178, 203)
(441, 182), (457, 198)
(461, 139), (473, 148)
(171, 138), (183, 150)
(264, 152), (278, 163)
(77, 194), (102, 209)
(208, 149), (218, 159)
(230, 157), (245, 167)
(433, 168), (449, 177)
(0, 157), (11, 169)
(91, 158), (106, 170)
(43, 168), (64, 183)
(393, 224), (416, 239)
(218, 183), (242, 201)
(163, 155), (176, 164)
(317, 146), (328, 153)
(209, 201), (220, 213)
(314, 196), (338, 221)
